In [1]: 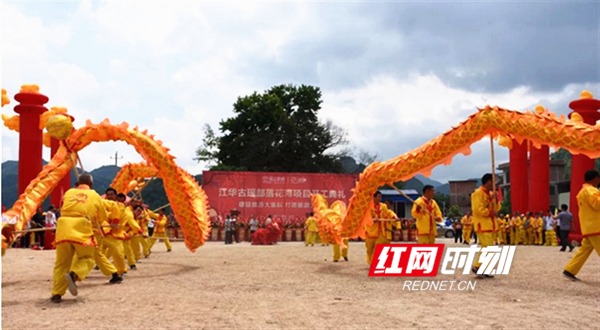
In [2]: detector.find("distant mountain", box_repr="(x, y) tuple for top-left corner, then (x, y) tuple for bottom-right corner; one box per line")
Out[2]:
(415, 174), (443, 188)
(2, 161), (201, 213)
(2, 160), (105, 209)
(436, 183), (450, 195)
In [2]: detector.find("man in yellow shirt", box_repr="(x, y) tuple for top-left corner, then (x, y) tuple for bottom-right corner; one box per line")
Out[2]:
(535, 213), (544, 245)
(117, 193), (140, 271)
(51, 174), (108, 303)
(564, 170), (600, 281)
(101, 188), (129, 276)
(461, 213), (472, 244)
(411, 185), (443, 244)
(149, 208), (172, 252)
(471, 173), (501, 278)
(364, 191), (397, 265)
(305, 213), (318, 247)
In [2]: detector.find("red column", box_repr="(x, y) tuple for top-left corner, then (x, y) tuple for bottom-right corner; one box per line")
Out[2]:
(510, 139), (529, 214)
(529, 144), (549, 214)
(13, 92), (48, 196)
(568, 97), (600, 239)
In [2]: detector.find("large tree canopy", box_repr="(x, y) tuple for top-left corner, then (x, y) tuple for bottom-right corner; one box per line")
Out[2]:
(196, 84), (348, 173)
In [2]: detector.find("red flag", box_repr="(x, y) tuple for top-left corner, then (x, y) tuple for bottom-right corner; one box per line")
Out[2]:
(497, 187), (503, 203)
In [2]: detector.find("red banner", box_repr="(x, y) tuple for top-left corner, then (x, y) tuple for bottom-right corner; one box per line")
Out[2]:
(202, 171), (359, 221)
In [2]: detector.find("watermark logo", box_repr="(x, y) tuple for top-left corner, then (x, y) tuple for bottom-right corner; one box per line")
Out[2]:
(369, 244), (516, 277)
(369, 244), (443, 276)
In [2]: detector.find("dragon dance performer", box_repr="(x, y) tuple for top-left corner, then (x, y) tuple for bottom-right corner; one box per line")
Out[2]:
(117, 193), (139, 270)
(73, 197), (122, 284)
(411, 185), (443, 244)
(545, 210), (558, 246)
(333, 239), (349, 262)
(563, 170), (600, 281)
(149, 208), (172, 252)
(512, 212), (524, 245)
(127, 199), (150, 259)
(50, 174), (108, 303)
(305, 213), (318, 247)
(365, 191), (397, 265)
(471, 173), (501, 278)
(534, 213), (544, 245)
(135, 199), (153, 257)
(100, 188), (129, 275)
(461, 212), (473, 244)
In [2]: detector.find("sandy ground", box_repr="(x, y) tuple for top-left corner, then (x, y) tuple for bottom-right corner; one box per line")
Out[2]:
(2, 238), (599, 329)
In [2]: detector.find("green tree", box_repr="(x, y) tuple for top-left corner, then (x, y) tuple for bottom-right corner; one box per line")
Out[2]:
(195, 84), (348, 173)
(500, 190), (511, 216)
(433, 193), (449, 216)
(550, 148), (600, 180)
(447, 205), (462, 219)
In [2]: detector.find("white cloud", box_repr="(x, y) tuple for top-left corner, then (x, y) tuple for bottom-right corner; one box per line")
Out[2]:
(2, 0), (598, 188)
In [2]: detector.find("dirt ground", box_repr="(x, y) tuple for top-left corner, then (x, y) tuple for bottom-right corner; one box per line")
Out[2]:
(2, 238), (599, 329)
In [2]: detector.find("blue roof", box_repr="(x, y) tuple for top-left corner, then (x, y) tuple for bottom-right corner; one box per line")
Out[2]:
(379, 189), (420, 203)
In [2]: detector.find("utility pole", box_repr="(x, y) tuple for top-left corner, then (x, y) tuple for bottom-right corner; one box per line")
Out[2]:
(110, 151), (123, 167)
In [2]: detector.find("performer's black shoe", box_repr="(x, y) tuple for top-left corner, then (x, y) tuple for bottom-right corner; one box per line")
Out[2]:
(51, 295), (62, 303)
(333, 260), (339, 262)
(563, 270), (580, 281)
(130, 265), (137, 270)
(344, 257), (349, 261)
(471, 267), (485, 278)
(167, 249), (171, 252)
(569, 247), (574, 252)
(65, 272), (78, 296)
(109, 273), (123, 284)
(93, 265), (99, 270)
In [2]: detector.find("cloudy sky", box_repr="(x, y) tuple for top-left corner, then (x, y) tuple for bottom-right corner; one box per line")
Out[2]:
(2, 1), (599, 183)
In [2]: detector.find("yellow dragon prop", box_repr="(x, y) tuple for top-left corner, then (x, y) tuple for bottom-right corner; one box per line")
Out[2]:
(110, 162), (159, 195)
(2, 87), (210, 252)
(340, 103), (600, 239)
(310, 194), (348, 248)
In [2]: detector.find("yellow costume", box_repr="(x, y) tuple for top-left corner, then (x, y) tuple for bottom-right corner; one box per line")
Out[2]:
(516, 216), (526, 245)
(138, 209), (156, 256)
(52, 185), (108, 297)
(127, 205), (146, 262)
(149, 214), (172, 251)
(364, 203), (396, 264)
(100, 200), (128, 275)
(461, 215), (472, 244)
(411, 197), (442, 244)
(471, 186), (501, 269)
(545, 217), (557, 246)
(305, 217), (318, 246)
(564, 183), (600, 276)
(535, 217), (544, 245)
(497, 218), (507, 245)
(333, 239), (349, 262)
(117, 203), (139, 267)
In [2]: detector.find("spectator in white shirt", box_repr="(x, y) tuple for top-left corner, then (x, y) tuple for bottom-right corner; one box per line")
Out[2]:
(249, 216), (258, 235)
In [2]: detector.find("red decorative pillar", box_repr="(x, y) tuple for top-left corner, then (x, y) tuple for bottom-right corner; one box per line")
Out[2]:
(529, 144), (550, 214)
(568, 95), (600, 239)
(13, 91), (48, 196)
(49, 115), (75, 208)
(509, 139), (529, 214)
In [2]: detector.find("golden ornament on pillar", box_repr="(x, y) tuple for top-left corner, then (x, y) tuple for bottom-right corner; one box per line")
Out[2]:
(45, 114), (74, 140)
(580, 90), (594, 99)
